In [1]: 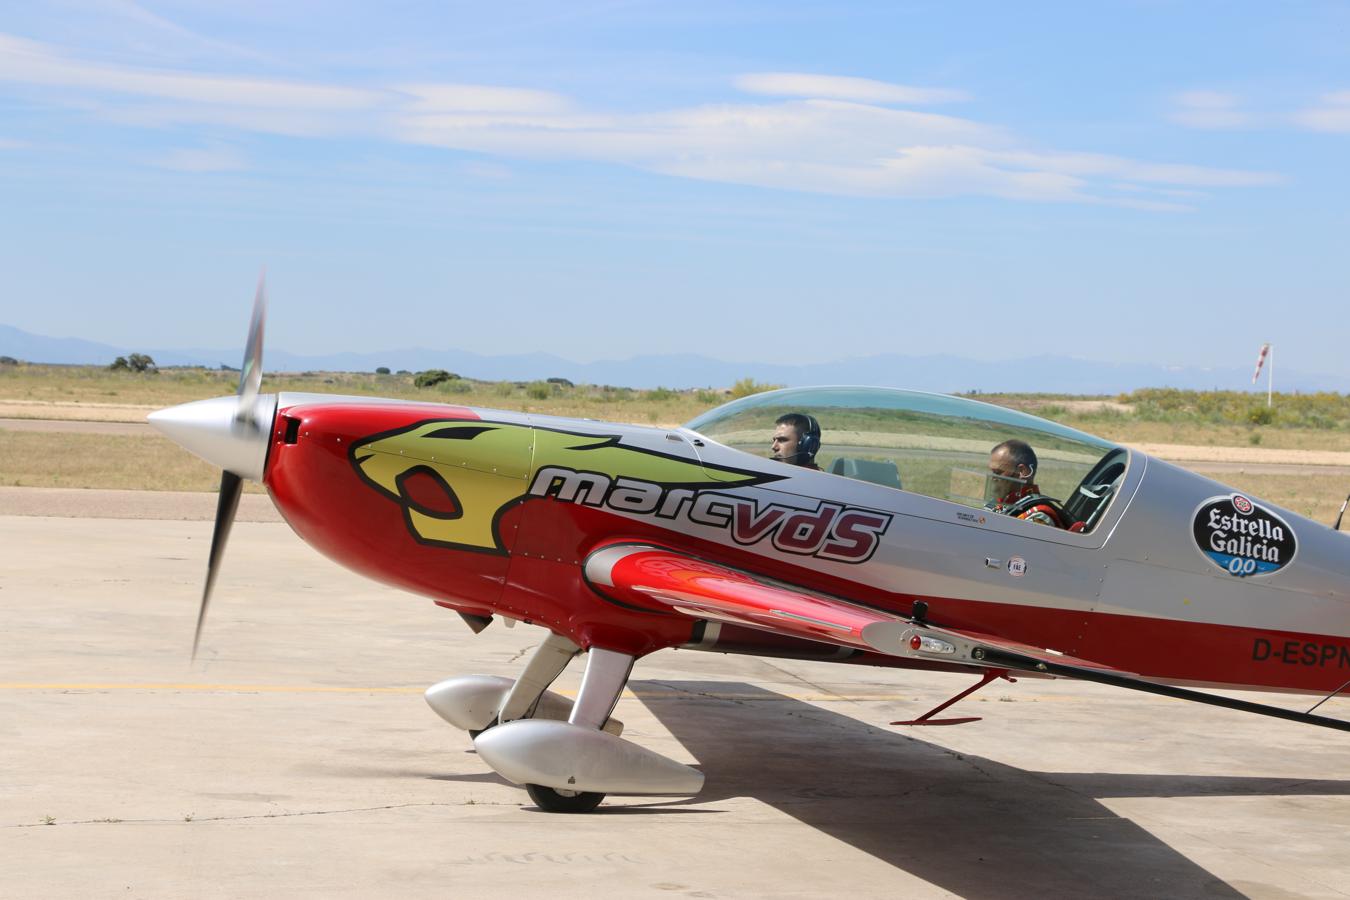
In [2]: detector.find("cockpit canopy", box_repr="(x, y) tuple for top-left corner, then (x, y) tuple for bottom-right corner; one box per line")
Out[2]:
(686, 386), (1126, 532)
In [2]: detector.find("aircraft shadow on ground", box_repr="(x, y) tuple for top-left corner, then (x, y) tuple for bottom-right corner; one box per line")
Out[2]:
(632, 679), (1350, 900)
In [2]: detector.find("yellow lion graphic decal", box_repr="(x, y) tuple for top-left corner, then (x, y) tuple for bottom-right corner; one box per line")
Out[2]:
(351, 420), (772, 554)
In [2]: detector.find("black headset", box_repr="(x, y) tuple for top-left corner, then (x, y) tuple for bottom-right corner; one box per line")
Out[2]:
(796, 413), (821, 462)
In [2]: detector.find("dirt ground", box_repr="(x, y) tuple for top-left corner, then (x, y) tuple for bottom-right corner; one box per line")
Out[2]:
(4, 506), (1350, 899)
(0, 400), (159, 422)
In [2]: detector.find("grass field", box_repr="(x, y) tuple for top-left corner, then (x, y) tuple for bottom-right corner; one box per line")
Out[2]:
(1211, 472), (1349, 524)
(0, 363), (718, 424)
(6, 363), (1350, 449)
(3, 363), (1350, 524)
(0, 431), (266, 493)
(3, 430), (1346, 524)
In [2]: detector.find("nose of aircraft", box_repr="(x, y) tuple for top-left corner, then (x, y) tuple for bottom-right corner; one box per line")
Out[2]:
(147, 394), (278, 482)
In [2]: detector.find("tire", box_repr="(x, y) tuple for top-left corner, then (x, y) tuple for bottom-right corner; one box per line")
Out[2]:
(525, 783), (605, 813)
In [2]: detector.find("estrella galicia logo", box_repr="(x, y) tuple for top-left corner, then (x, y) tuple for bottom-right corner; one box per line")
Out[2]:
(1192, 494), (1297, 578)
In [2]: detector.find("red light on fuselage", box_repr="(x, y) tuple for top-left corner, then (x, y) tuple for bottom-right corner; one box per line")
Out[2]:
(909, 632), (958, 655)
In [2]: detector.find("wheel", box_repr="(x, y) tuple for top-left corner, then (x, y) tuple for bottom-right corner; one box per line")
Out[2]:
(468, 716), (499, 740)
(525, 783), (606, 813)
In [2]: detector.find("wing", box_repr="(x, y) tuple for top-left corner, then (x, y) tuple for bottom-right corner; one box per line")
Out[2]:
(583, 543), (1125, 672)
(584, 543), (1350, 734)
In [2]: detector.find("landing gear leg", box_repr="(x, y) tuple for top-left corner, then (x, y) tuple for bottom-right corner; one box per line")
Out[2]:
(497, 633), (581, 724)
(526, 648), (634, 814)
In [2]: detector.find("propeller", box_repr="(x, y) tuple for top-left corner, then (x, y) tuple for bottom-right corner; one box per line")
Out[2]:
(147, 273), (276, 659)
(195, 275), (266, 658)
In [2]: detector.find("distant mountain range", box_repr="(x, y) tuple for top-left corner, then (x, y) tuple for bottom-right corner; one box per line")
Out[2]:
(3, 323), (1343, 394)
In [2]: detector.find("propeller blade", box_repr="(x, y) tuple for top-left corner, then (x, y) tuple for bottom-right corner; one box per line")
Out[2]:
(185, 273), (267, 659)
(193, 449), (244, 659)
(236, 271), (266, 422)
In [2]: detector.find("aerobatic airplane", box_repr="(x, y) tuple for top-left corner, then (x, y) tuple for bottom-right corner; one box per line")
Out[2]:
(149, 285), (1350, 812)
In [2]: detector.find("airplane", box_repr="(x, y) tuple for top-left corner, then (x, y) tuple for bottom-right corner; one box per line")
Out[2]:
(148, 284), (1350, 813)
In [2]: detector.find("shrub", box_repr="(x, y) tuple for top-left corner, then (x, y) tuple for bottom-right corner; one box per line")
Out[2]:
(695, 389), (721, 405)
(729, 377), (782, 399)
(414, 369), (452, 389)
(1247, 405), (1276, 426)
(526, 381), (552, 400)
(546, 377), (574, 388)
(436, 378), (473, 394)
(1116, 388), (1350, 430)
(127, 353), (155, 372)
(646, 386), (677, 402)
(0, 355), (18, 365)
(109, 353), (157, 374)
(375, 366), (391, 375)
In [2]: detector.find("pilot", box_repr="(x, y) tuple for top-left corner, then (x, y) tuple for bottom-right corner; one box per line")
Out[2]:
(986, 439), (1065, 527)
(770, 413), (822, 470)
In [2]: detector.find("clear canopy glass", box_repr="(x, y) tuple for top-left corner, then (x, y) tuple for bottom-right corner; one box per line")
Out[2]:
(686, 386), (1123, 527)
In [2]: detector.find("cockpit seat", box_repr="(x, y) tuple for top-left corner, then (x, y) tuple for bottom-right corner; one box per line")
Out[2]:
(828, 457), (902, 490)
(1062, 447), (1128, 534)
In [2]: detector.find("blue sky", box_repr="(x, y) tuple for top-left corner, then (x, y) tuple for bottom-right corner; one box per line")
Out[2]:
(1, 2), (1348, 379)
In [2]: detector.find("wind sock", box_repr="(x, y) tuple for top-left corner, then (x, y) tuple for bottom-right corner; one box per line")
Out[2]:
(1251, 343), (1270, 384)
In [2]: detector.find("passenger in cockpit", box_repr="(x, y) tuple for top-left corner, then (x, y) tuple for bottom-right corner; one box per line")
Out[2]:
(770, 413), (822, 470)
(986, 439), (1066, 527)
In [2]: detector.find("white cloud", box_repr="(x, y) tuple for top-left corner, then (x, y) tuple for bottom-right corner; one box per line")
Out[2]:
(0, 136), (26, 149)
(1292, 91), (1350, 133)
(93, 0), (275, 65)
(397, 83), (572, 114)
(460, 161), (513, 180)
(0, 32), (1282, 209)
(393, 99), (999, 168)
(1169, 90), (1252, 129)
(152, 145), (246, 172)
(0, 33), (382, 110)
(1171, 87), (1350, 134)
(735, 72), (968, 105)
(992, 149), (1282, 187)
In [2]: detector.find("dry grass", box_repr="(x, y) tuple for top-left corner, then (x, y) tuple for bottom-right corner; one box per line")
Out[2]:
(1214, 472), (1350, 525)
(0, 431), (265, 493)
(7, 364), (1350, 451)
(1069, 420), (1350, 452)
(5, 429), (1348, 528)
(0, 364), (714, 425)
(985, 394), (1350, 451)
(5, 365), (1350, 522)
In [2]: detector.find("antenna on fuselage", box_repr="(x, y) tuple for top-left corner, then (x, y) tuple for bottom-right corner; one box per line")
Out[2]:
(1334, 492), (1350, 531)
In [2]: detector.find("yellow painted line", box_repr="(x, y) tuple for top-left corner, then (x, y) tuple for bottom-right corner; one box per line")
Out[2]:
(0, 683), (422, 693)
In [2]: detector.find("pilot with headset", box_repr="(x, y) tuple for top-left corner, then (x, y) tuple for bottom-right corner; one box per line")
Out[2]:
(770, 412), (822, 470)
(986, 439), (1066, 528)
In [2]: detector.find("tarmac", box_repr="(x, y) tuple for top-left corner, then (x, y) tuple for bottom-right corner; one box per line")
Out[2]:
(4, 490), (1350, 899)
